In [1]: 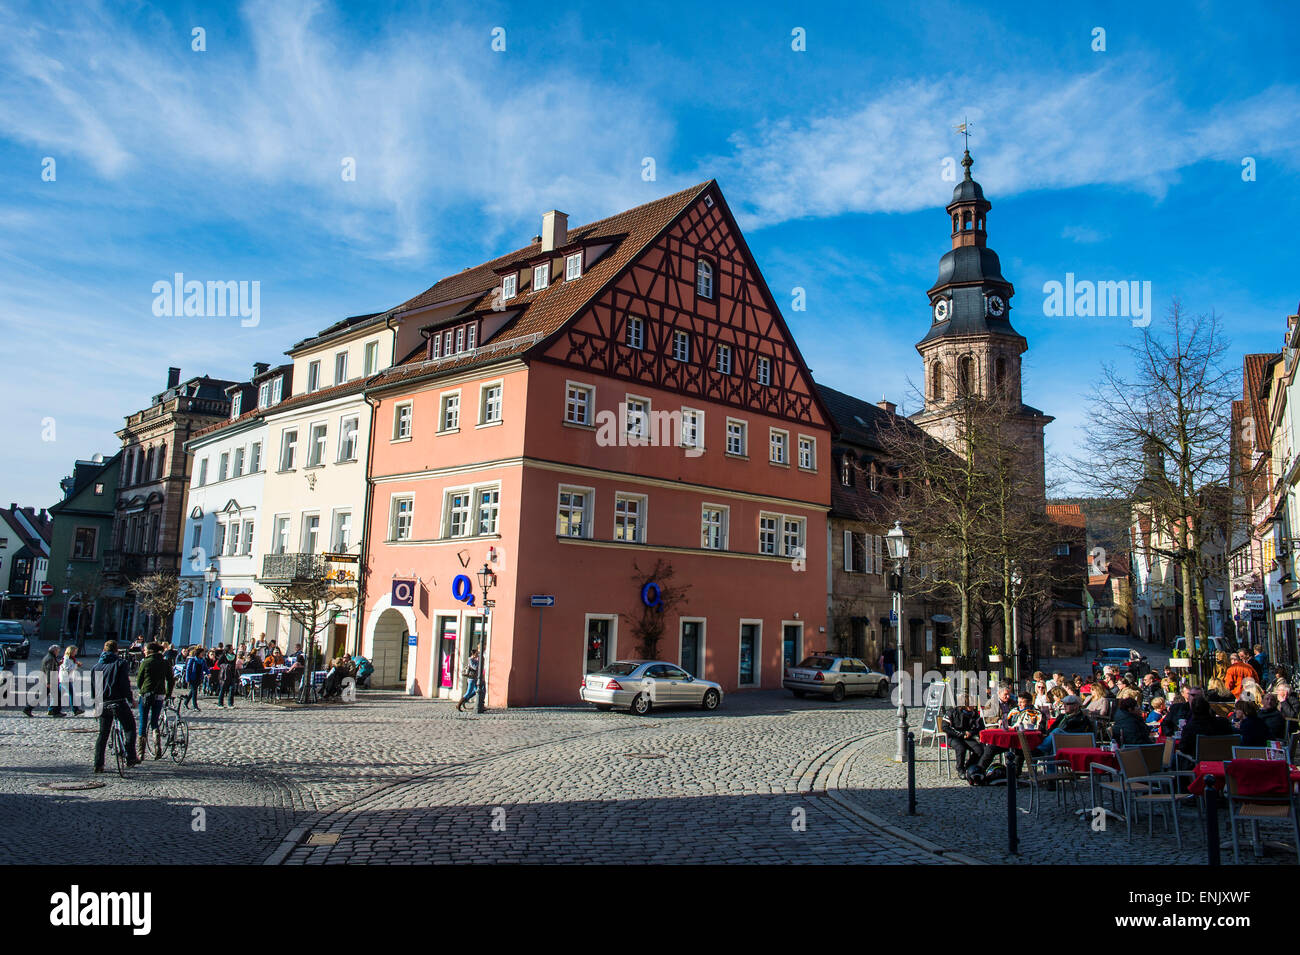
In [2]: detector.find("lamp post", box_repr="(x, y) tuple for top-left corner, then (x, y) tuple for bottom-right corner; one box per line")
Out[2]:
(475, 563), (497, 714)
(200, 565), (217, 646)
(886, 521), (911, 763)
(1011, 564), (1022, 688)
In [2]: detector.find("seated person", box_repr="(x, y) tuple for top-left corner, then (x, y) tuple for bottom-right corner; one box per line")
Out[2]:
(242, 652), (264, 674)
(1276, 683), (1298, 722)
(267, 646), (285, 667)
(1258, 693), (1287, 741)
(1085, 685), (1114, 721)
(1139, 672), (1163, 707)
(944, 696), (986, 773)
(320, 658), (348, 698)
(1177, 695), (1236, 759)
(1034, 695), (1096, 755)
(1161, 685), (1194, 738)
(1005, 692), (1044, 733)
(1111, 696), (1150, 746)
(1205, 678), (1234, 703)
(981, 685), (1013, 726)
(1233, 699), (1270, 746)
(1146, 696), (1168, 733)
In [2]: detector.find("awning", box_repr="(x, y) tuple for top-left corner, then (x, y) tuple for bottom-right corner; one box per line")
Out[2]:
(1272, 607), (1300, 622)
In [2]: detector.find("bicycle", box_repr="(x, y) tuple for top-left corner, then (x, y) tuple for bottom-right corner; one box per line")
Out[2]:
(160, 695), (189, 764)
(105, 701), (131, 778)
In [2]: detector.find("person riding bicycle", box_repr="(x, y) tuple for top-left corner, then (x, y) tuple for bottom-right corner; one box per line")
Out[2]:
(136, 642), (175, 760)
(92, 640), (139, 773)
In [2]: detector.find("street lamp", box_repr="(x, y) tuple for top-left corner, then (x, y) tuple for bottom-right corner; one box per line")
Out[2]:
(200, 565), (217, 646)
(1011, 564), (1023, 686)
(885, 520), (911, 763)
(475, 563), (497, 714)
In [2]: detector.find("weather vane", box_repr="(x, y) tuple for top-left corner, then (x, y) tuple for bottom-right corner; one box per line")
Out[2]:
(953, 117), (973, 152)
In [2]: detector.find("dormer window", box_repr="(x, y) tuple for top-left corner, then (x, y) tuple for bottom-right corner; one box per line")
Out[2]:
(231, 393), (242, 418)
(502, 274), (517, 300)
(840, 456), (854, 487)
(271, 376), (283, 404)
(533, 264), (549, 291)
(696, 259), (714, 299)
(258, 381), (271, 408)
(565, 252), (582, 280)
(432, 334), (442, 359)
(466, 323), (477, 349)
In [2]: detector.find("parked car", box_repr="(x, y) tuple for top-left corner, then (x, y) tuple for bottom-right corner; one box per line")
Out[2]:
(783, 655), (890, 701)
(0, 620), (30, 661)
(1091, 647), (1148, 676)
(1172, 636), (1227, 656)
(581, 660), (723, 715)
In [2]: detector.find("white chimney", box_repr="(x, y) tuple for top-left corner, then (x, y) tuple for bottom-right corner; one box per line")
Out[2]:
(541, 210), (568, 252)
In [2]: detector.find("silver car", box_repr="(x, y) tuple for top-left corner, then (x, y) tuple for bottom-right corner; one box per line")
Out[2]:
(783, 655), (890, 701)
(581, 660), (723, 715)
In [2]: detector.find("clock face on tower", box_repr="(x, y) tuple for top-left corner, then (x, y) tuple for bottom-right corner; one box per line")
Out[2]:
(933, 298), (949, 323)
(986, 294), (1006, 317)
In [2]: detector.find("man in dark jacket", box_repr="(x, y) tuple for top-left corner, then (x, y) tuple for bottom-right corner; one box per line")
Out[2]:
(1035, 696), (1097, 755)
(92, 641), (138, 772)
(1161, 685), (1195, 738)
(1276, 684), (1299, 722)
(216, 647), (240, 707)
(1178, 695), (1236, 759)
(1111, 696), (1150, 745)
(944, 696), (986, 772)
(136, 643), (174, 760)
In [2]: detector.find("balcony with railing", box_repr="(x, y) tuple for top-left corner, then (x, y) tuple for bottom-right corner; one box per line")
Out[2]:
(104, 550), (180, 578)
(259, 553), (359, 590)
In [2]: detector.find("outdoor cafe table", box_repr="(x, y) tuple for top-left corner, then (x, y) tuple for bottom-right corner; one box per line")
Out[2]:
(1187, 759), (1300, 797)
(979, 728), (1042, 750)
(1055, 746), (1120, 774)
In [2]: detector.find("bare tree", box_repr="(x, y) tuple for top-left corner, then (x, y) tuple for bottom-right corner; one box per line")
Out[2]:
(265, 579), (349, 701)
(129, 572), (195, 641)
(1073, 303), (1237, 657)
(622, 559), (691, 659)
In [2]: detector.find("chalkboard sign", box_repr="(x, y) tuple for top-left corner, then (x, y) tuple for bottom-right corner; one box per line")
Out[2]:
(919, 681), (950, 736)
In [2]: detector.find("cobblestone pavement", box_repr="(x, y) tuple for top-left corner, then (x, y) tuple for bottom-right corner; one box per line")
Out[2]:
(0, 690), (949, 865)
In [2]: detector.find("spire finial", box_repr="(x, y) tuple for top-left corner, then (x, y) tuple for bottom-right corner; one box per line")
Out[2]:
(953, 117), (974, 180)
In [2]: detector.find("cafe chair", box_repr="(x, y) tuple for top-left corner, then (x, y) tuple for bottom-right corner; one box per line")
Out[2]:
(1016, 729), (1079, 814)
(1094, 746), (1185, 847)
(1224, 761), (1300, 864)
(1175, 734), (1241, 772)
(1232, 747), (1272, 761)
(260, 671), (280, 701)
(933, 718), (954, 777)
(1052, 732), (1096, 751)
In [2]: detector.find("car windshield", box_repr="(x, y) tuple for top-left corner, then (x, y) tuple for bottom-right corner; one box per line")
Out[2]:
(796, 657), (836, 670)
(0, 621), (23, 636)
(596, 663), (640, 676)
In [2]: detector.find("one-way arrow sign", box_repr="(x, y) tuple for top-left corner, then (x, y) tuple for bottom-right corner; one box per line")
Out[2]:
(530, 595), (555, 608)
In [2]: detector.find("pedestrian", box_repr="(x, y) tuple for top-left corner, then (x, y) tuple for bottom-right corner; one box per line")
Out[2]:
(136, 642), (174, 760)
(456, 649), (482, 712)
(41, 645), (64, 717)
(216, 646), (239, 707)
(60, 645), (84, 715)
(182, 646), (205, 711)
(1251, 644), (1268, 684)
(92, 640), (139, 773)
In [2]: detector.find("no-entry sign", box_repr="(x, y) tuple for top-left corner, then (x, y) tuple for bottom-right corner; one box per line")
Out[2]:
(232, 592), (253, 614)
(40, 583), (54, 597)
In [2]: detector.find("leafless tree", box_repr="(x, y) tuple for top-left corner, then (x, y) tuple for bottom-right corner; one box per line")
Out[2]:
(129, 572), (196, 641)
(622, 559), (691, 659)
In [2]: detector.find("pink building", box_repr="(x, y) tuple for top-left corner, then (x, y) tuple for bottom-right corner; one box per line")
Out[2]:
(361, 183), (832, 707)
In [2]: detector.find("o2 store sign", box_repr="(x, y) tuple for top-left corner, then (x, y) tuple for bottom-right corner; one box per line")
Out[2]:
(452, 574), (477, 606)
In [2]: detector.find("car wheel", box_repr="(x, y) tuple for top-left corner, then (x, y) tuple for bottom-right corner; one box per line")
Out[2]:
(791, 690), (806, 698)
(630, 693), (652, 716)
(701, 688), (720, 710)
(831, 682), (846, 702)
(876, 678), (889, 698)
(595, 704), (612, 711)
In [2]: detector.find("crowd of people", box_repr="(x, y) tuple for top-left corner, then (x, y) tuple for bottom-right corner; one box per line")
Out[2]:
(946, 644), (1298, 784)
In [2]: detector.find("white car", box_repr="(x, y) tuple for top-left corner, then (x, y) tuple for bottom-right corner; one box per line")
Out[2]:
(783, 655), (890, 701)
(1172, 636), (1227, 656)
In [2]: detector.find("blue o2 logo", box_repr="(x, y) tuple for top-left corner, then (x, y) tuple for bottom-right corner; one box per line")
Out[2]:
(641, 581), (661, 608)
(453, 574), (476, 606)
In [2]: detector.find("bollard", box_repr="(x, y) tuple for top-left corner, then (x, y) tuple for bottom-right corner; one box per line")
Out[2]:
(906, 732), (917, 815)
(1204, 778), (1220, 866)
(1006, 755), (1019, 855)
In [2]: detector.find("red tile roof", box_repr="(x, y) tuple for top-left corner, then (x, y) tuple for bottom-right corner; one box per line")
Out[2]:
(1046, 502), (1086, 528)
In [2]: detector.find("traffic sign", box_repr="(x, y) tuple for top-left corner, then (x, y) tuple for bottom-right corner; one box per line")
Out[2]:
(40, 583), (54, 597)
(232, 592), (253, 614)
(530, 595), (555, 608)
(483, 599), (495, 608)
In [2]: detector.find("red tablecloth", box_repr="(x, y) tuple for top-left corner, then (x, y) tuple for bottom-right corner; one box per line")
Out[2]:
(1189, 759), (1300, 797)
(979, 728), (1042, 749)
(1055, 747), (1119, 774)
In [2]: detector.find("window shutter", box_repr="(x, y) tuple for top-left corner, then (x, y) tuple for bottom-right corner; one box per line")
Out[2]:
(873, 534), (883, 575)
(843, 530), (853, 572)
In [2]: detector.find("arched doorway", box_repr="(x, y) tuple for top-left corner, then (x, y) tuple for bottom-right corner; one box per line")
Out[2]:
(372, 608), (410, 689)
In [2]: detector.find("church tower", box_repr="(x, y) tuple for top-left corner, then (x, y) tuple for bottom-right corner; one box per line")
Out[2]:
(912, 149), (1052, 498)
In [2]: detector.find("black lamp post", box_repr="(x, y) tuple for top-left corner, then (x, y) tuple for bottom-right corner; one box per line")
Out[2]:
(475, 564), (497, 713)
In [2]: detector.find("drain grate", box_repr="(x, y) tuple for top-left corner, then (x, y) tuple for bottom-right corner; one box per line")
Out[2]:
(302, 832), (340, 846)
(41, 781), (107, 791)
(623, 752), (667, 759)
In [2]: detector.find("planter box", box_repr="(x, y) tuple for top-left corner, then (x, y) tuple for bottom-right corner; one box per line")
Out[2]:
(988, 655), (1003, 663)
(940, 656), (955, 665)
(1168, 658), (1191, 668)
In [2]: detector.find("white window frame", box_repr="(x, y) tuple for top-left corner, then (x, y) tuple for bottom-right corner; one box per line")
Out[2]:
(680, 406), (704, 451)
(565, 382), (594, 427)
(769, 428), (789, 466)
(726, 417), (747, 457)
(197, 458), (208, 486)
(431, 334), (442, 359)
(364, 340), (379, 376)
(717, 343), (732, 375)
(673, 329), (691, 362)
(443, 487), (474, 538)
(758, 512), (780, 556)
(330, 509), (352, 552)
(502, 273), (517, 300)
(696, 259), (714, 299)
(307, 421), (328, 467)
(479, 381), (503, 425)
(250, 442), (261, 473)
(797, 435), (816, 471)
(466, 323), (477, 350)
(258, 382), (271, 408)
(271, 376), (283, 404)
(475, 485), (501, 536)
(626, 315), (645, 350)
(782, 516), (806, 559)
(565, 252), (582, 280)
(701, 504), (729, 551)
(533, 263), (550, 291)
(241, 519), (255, 556)
(389, 496), (414, 542)
(439, 390), (462, 433)
(614, 493), (647, 543)
(307, 360), (321, 393)
(393, 402), (413, 441)
(233, 446), (245, 477)
(300, 512), (320, 554)
(338, 415), (359, 462)
(272, 514), (290, 554)
(557, 485), (594, 539)
(334, 351), (348, 385)
(217, 452), (229, 482)
(455, 326), (465, 353)
(756, 355), (772, 386)
(624, 394), (651, 444)
(231, 392), (242, 418)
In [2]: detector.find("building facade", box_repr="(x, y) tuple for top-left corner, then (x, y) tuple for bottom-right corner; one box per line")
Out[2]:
(42, 453), (121, 644)
(0, 503), (53, 621)
(362, 184), (833, 705)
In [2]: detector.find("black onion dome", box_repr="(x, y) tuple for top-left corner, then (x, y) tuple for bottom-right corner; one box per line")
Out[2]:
(932, 245), (1006, 288)
(951, 177), (985, 203)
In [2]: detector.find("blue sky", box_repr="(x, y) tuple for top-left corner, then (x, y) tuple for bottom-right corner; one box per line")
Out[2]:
(2, 0), (1298, 506)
